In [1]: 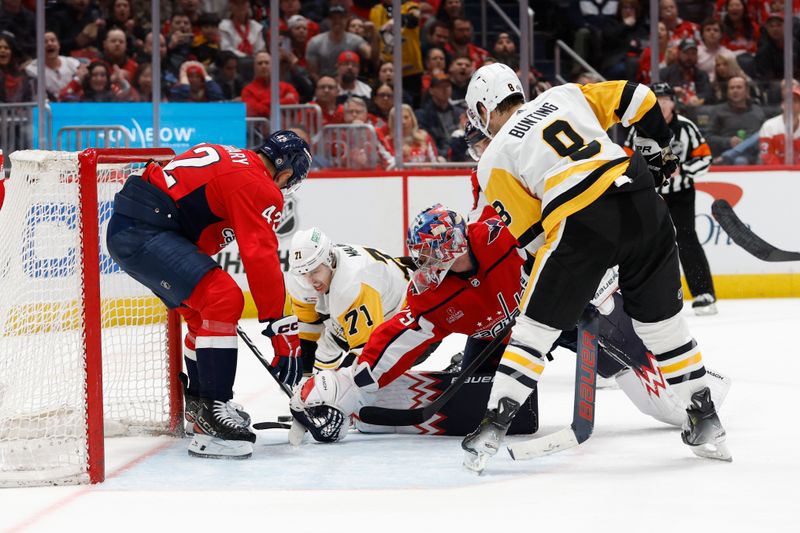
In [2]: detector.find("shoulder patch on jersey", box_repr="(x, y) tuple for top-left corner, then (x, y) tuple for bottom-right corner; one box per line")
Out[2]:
(484, 218), (503, 245)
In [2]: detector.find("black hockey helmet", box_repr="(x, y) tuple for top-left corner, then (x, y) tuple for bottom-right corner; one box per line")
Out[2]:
(257, 130), (312, 195)
(650, 82), (675, 100)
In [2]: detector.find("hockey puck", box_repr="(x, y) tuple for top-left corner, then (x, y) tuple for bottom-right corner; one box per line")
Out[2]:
(277, 415), (292, 423)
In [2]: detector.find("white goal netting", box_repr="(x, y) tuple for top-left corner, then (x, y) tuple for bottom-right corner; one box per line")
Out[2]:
(0, 150), (178, 486)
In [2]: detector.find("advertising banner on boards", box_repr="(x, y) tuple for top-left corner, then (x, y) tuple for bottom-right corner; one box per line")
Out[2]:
(37, 103), (246, 151)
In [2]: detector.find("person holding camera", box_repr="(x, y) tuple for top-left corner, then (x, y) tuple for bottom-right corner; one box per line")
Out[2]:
(370, 0), (423, 106)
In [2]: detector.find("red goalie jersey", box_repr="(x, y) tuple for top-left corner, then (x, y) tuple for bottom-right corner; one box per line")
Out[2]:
(358, 216), (527, 387)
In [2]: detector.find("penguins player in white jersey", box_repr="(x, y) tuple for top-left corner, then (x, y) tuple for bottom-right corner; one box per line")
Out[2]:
(287, 227), (413, 372)
(460, 64), (731, 472)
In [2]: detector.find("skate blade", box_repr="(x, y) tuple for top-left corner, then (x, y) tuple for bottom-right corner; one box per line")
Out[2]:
(288, 419), (307, 446)
(690, 440), (733, 462)
(188, 434), (253, 459)
(462, 451), (489, 474)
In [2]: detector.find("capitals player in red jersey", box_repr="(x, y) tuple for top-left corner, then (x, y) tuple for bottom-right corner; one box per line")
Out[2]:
(107, 131), (312, 459)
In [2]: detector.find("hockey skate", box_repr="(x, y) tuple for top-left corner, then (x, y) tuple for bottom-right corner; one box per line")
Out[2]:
(692, 294), (718, 316)
(180, 373), (251, 436)
(681, 387), (732, 462)
(462, 397), (520, 474)
(188, 399), (256, 459)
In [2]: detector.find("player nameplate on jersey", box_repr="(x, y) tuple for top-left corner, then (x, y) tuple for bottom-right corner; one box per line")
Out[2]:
(508, 103), (559, 138)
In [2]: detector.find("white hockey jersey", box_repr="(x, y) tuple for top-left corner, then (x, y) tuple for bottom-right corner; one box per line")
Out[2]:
(287, 243), (412, 370)
(476, 81), (659, 255)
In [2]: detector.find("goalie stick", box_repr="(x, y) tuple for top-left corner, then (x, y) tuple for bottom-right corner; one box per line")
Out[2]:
(712, 199), (800, 262)
(507, 307), (599, 460)
(357, 321), (515, 426)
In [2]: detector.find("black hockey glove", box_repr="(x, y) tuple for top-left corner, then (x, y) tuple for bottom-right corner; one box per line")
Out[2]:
(634, 137), (679, 187)
(261, 316), (302, 388)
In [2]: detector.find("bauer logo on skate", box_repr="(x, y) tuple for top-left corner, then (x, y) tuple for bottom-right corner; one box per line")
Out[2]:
(579, 330), (597, 422)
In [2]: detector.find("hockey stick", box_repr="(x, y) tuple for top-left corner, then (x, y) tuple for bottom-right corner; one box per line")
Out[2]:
(507, 307), (599, 460)
(712, 199), (800, 262)
(236, 326), (293, 398)
(357, 321), (515, 426)
(236, 326), (309, 442)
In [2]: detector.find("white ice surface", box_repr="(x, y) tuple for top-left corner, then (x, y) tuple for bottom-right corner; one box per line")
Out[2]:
(2, 299), (798, 532)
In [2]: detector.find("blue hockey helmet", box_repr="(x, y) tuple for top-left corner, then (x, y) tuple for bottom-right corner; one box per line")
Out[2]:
(257, 130), (313, 196)
(406, 204), (468, 293)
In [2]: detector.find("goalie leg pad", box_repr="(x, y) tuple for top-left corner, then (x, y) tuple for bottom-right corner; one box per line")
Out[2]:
(632, 314), (708, 404)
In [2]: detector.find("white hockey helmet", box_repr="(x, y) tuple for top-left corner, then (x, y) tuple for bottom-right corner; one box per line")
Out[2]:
(289, 227), (333, 275)
(465, 63), (525, 138)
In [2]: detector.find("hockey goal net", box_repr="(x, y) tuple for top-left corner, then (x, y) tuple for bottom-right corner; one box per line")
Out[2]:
(0, 148), (183, 486)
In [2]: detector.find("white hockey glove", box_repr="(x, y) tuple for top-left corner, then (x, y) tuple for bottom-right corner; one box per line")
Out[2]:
(289, 367), (365, 443)
(261, 316), (302, 388)
(634, 137), (679, 187)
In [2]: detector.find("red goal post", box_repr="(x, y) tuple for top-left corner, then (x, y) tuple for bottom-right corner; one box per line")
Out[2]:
(0, 148), (183, 486)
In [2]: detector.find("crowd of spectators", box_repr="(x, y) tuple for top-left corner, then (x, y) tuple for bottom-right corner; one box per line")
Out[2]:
(564, 0), (800, 165)
(1, 0), (799, 166)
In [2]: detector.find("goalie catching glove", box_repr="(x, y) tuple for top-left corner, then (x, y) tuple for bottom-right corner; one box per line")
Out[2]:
(261, 315), (302, 387)
(289, 366), (366, 443)
(634, 137), (678, 187)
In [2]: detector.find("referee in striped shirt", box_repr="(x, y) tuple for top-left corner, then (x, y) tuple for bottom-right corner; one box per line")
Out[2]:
(625, 82), (718, 315)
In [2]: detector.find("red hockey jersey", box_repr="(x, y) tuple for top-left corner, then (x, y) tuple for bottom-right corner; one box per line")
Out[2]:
(141, 143), (286, 321)
(358, 217), (527, 387)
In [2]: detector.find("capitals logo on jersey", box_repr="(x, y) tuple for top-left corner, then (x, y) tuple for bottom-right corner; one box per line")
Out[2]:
(484, 218), (503, 245)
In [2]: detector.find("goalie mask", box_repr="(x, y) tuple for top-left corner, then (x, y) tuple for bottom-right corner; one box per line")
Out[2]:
(407, 204), (468, 293)
(465, 63), (524, 138)
(289, 369), (362, 443)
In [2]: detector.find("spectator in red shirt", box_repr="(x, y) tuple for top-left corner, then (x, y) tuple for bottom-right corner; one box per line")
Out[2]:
(241, 51), (300, 116)
(312, 75), (344, 125)
(101, 28), (137, 81)
(759, 86), (800, 164)
(445, 17), (489, 69)
(370, 82), (393, 132)
(660, 0), (700, 48)
(638, 20), (675, 84)
(721, 0), (760, 55)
